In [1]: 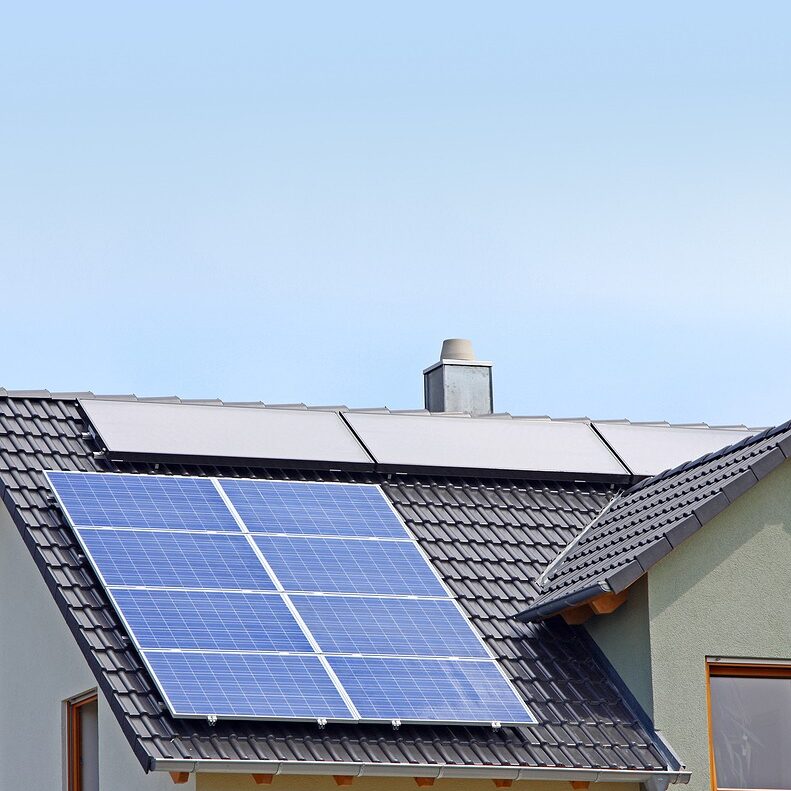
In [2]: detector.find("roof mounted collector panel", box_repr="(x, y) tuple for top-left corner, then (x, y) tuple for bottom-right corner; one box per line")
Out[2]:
(344, 412), (631, 480)
(79, 399), (374, 470)
(592, 423), (758, 478)
(46, 471), (535, 726)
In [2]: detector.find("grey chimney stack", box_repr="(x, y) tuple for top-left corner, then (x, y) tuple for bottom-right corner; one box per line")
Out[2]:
(423, 339), (493, 415)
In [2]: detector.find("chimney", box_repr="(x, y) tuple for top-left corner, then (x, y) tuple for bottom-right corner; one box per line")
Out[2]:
(423, 339), (493, 415)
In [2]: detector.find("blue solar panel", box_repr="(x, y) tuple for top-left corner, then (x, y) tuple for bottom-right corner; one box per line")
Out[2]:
(48, 471), (239, 531)
(253, 535), (447, 597)
(144, 652), (354, 719)
(293, 595), (490, 658)
(76, 529), (276, 590)
(110, 589), (310, 652)
(329, 657), (535, 724)
(48, 471), (535, 725)
(221, 479), (408, 538)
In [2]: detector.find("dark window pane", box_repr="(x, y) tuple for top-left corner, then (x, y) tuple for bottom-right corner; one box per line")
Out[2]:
(711, 675), (791, 789)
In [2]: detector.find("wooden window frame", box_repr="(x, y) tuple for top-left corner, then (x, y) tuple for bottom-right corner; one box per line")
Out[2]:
(67, 692), (98, 791)
(706, 660), (791, 791)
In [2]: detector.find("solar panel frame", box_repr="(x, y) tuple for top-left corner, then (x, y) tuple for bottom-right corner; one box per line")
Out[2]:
(592, 422), (759, 477)
(46, 470), (241, 532)
(215, 475), (531, 724)
(46, 470), (536, 726)
(219, 478), (410, 539)
(291, 594), (492, 659)
(328, 656), (537, 724)
(344, 411), (630, 479)
(142, 651), (358, 721)
(45, 471), (356, 723)
(79, 398), (375, 470)
(251, 533), (449, 597)
(109, 588), (313, 652)
(73, 527), (278, 590)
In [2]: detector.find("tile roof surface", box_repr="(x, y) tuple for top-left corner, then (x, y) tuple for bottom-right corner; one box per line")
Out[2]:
(0, 386), (763, 428)
(520, 419), (791, 621)
(0, 394), (679, 775)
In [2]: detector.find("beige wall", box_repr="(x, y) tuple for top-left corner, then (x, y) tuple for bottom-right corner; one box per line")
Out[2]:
(0, 506), (184, 791)
(587, 461), (791, 791)
(196, 775), (640, 791)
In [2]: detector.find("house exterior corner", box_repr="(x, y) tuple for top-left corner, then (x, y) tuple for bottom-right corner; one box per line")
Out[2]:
(586, 460), (791, 791)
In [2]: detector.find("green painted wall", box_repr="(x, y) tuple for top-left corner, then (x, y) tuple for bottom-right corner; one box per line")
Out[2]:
(587, 460), (791, 791)
(584, 575), (654, 718)
(647, 461), (791, 791)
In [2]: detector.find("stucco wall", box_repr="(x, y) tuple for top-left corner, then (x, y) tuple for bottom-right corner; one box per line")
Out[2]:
(584, 575), (654, 718)
(584, 461), (791, 790)
(646, 461), (791, 791)
(0, 506), (186, 791)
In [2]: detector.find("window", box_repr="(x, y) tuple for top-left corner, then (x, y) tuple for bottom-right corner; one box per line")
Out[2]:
(67, 693), (99, 791)
(707, 662), (791, 791)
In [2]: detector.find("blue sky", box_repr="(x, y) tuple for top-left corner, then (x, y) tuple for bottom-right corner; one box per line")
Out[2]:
(1, 3), (790, 426)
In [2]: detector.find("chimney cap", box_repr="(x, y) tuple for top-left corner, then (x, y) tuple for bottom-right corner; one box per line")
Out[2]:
(423, 339), (492, 375)
(440, 338), (476, 361)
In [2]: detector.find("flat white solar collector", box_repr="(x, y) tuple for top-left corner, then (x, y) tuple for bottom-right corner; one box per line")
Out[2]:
(592, 422), (758, 477)
(345, 412), (629, 477)
(79, 399), (374, 469)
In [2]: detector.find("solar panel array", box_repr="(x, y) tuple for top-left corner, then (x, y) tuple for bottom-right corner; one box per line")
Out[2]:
(46, 471), (535, 725)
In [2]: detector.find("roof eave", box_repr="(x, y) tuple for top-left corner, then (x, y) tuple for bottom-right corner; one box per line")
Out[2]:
(149, 758), (691, 785)
(516, 581), (610, 622)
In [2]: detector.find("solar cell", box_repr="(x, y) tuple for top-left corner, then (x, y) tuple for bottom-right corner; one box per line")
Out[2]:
(48, 471), (535, 725)
(220, 479), (408, 538)
(144, 652), (355, 719)
(111, 589), (310, 652)
(77, 529), (276, 590)
(47, 471), (239, 531)
(252, 534), (447, 597)
(329, 657), (535, 724)
(293, 595), (490, 658)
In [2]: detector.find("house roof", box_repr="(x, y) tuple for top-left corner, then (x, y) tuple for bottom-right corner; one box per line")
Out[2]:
(0, 392), (688, 781)
(519, 420), (791, 622)
(5, 388), (758, 482)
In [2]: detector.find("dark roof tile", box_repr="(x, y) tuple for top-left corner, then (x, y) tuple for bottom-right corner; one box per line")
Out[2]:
(0, 394), (671, 774)
(521, 419), (791, 621)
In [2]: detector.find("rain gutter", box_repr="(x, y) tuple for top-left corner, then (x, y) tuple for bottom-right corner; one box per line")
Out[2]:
(149, 758), (691, 785)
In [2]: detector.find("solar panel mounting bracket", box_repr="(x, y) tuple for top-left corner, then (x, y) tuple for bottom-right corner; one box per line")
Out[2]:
(317, 718), (328, 729)
(391, 719), (401, 730)
(207, 714), (217, 726)
(491, 721), (502, 731)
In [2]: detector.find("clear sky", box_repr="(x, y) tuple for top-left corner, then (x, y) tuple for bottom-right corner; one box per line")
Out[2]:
(1, 3), (790, 426)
